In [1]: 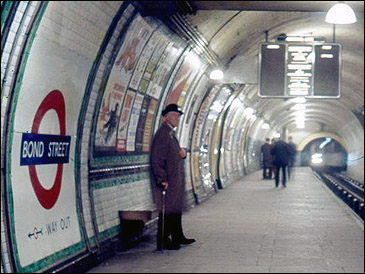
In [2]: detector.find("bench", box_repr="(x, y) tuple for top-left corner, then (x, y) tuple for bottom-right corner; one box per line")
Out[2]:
(118, 209), (159, 250)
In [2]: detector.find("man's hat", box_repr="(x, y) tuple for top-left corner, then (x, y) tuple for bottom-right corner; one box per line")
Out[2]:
(162, 104), (184, 116)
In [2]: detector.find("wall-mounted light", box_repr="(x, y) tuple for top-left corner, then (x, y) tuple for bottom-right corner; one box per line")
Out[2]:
(292, 97), (307, 103)
(291, 104), (306, 111)
(266, 44), (280, 49)
(296, 122), (305, 129)
(285, 36), (314, 42)
(243, 107), (254, 117)
(261, 123), (270, 130)
(209, 69), (224, 80)
(320, 54), (334, 59)
(325, 2), (357, 24)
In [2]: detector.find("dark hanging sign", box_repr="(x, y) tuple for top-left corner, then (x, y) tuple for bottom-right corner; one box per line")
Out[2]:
(258, 43), (341, 98)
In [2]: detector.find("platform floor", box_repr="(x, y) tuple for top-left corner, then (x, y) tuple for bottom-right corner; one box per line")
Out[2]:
(87, 167), (364, 273)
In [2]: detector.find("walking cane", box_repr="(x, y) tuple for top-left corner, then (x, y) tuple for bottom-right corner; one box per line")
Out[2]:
(161, 190), (166, 250)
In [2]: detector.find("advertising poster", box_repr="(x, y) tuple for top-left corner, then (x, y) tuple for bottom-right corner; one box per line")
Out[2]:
(142, 98), (158, 152)
(167, 51), (202, 105)
(116, 89), (135, 151)
(178, 73), (208, 148)
(146, 43), (181, 99)
(95, 89), (123, 148)
(180, 94), (198, 148)
(129, 31), (161, 91)
(139, 37), (168, 94)
(192, 88), (215, 148)
(94, 15), (153, 152)
(224, 127), (235, 173)
(135, 97), (150, 152)
(126, 93), (144, 151)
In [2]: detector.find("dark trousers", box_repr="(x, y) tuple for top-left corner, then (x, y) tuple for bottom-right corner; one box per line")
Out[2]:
(275, 163), (287, 187)
(287, 161), (294, 180)
(157, 213), (184, 248)
(263, 165), (272, 179)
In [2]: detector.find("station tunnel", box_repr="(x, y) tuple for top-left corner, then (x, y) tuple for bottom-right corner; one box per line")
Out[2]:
(1, 1), (364, 273)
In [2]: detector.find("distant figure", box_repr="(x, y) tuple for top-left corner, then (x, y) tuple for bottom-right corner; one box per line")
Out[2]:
(261, 138), (273, 179)
(271, 136), (291, 188)
(287, 136), (297, 180)
(271, 138), (277, 179)
(103, 103), (119, 143)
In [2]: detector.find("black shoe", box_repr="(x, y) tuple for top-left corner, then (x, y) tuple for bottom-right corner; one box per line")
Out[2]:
(179, 238), (196, 245)
(165, 242), (181, 250)
(157, 238), (171, 251)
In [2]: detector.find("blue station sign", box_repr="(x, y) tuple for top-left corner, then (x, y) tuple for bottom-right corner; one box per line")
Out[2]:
(20, 133), (71, 166)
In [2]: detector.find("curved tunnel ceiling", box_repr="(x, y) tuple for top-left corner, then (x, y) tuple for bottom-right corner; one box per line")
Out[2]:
(183, 1), (364, 140)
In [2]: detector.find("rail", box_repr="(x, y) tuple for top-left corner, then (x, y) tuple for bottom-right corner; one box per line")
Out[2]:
(313, 168), (364, 221)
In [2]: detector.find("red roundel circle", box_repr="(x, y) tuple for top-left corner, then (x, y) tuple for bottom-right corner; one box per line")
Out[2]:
(29, 90), (66, 210)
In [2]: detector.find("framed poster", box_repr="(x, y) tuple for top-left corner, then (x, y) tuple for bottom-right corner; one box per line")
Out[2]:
(94, 15), (153, 154)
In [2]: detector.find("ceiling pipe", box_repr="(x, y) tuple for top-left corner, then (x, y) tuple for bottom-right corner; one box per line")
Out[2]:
(171, 14), (223, 66)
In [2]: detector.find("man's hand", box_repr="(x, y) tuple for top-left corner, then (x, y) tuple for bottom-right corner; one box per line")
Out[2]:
(178, 148), (187, 159)
(161, 182), (169, 190)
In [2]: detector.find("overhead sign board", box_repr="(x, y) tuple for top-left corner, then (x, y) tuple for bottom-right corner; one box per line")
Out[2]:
(258, 43), (341, 98)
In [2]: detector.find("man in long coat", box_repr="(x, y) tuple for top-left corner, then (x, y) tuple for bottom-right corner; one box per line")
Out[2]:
(261, 138), (273, 179)
(150, 104), (195, 250)
(287, 136), (297, 180)
(271, 136), (291, 188)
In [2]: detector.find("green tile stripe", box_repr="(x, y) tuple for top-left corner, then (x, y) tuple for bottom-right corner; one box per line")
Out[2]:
(1, 1), (12, 31)
(91, 172), (150, 190)
(98, 225), (120, 241)
(90, 154), (149, 166)
(18, 242), (85, 273)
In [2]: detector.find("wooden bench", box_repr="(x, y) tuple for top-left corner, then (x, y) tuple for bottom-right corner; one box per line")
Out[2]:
(118, 209), (159, 250)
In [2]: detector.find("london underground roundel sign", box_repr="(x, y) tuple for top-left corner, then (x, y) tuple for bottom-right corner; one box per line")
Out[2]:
(20, 90), (71, 210)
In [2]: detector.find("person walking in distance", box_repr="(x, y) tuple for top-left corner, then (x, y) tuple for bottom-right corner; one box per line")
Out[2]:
(287, 136), (297, 180)
(271, 138), (277, 179)
(150, 104), (195, 250)
(271, 135), (291, 188)
(260, 138), (273, 179)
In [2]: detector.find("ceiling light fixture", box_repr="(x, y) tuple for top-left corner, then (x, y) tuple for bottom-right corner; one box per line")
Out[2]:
(209, 69), (224, 80)
(325, 2), (357, 24)
(243, 107), (254, 117)
(292, 104), (306, 111)
(292, 97), (307, 104)
(261, 123), (270, 130)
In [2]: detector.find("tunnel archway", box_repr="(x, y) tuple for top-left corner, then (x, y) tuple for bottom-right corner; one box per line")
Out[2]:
(300, 137), (348, 172)
(297, 132), (348, 152)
